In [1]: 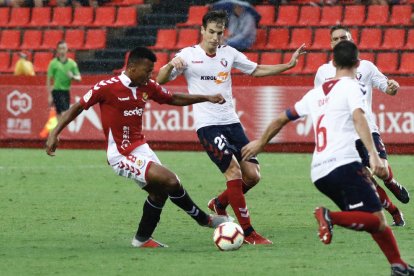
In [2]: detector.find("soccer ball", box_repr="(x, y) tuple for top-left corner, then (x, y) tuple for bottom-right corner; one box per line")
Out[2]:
(213, 222), (244, 251)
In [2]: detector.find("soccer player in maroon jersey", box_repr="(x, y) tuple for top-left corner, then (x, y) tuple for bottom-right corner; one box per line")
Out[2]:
(46, 47), (230, 248)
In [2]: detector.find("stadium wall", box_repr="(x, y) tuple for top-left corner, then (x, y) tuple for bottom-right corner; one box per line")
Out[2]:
(1, 75), (413, 154)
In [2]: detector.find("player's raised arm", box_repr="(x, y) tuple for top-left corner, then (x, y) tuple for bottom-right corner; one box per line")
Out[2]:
(156, 56), (186, 84)
(242, 111), (291, 161)
(251, 44), (306, 77)
(169, 93), (225, 106)
(45, 102), (84, 156)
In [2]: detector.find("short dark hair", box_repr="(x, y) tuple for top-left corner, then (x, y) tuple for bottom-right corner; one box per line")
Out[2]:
(56, 40), (66, 48)
(330, 25), (350, 36)
(202, 10), (228, 28)
(333, 40), (359, 68)
(127, 47), (157, 66)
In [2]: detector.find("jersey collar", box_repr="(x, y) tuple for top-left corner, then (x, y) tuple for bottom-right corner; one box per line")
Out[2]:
(119, 72), (135, 87)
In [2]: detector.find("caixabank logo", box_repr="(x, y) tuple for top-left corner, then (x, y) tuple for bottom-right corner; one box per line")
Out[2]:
(7, 90), (32, 116)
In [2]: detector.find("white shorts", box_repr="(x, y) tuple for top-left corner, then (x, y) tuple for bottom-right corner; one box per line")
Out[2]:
(111, 144), (161, 188)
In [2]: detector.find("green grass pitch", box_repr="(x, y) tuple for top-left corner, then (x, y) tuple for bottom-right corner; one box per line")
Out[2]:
(0, 149), (413, 275)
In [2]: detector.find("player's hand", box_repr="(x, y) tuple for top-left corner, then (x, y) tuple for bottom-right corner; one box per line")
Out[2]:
(288, 43), (307, 68)
(67, 71), (74, 79)
(46, 134), (59, 156)
(386, 79), (399, 95)
(209, 94), (226, 104)
(169, 56), (186, 71)
(241, 140), (264, 161)
(368, 154), (387, 179)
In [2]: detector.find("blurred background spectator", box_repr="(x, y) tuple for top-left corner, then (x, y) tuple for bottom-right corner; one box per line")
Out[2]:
(14, 51), (35, 76)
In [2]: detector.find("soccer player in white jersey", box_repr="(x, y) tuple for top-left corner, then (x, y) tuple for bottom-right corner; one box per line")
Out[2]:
(242, 41), (413, 276)
(156, 10), (306, 244)
(46, 47), (232, 248)
(314, 25), (409, 227)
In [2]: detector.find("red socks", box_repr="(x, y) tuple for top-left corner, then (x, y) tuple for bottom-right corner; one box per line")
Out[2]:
(376, 184), (397, 213)
(372, 226), (406, 267)
(330, 211), (381, 232)
(226, 179), (252, 230)
(216, 180), (252, 208)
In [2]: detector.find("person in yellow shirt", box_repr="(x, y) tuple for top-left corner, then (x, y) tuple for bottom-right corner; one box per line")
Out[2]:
(14, 52), (35, 76)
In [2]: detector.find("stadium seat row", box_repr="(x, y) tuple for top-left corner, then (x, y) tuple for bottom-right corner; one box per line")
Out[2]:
(151, 27), (414, 51)
(150, 50), (414, 75)
(0, 51), (75, 73)
(0, 6), (137, 27)
(179, 5), (412, 27)
(0, 29), (106, 50)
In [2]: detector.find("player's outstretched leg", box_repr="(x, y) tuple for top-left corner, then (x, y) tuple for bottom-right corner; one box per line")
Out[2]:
(383, 166), (410, 204)
(132, 195), (168, 248)
(375, 183), (406, 227)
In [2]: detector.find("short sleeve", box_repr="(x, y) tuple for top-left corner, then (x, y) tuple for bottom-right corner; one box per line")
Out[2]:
(79, 84), (104, 110)
(232, 48), (257, 74)
(294, 93), (311, 118)
(347, 82), (366, 113)
(147, 80), (173, 104)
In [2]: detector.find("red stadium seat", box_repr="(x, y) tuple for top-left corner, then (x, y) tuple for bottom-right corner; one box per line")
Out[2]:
(297, 6), (320, 26)
(359, 52), (375, 62)
(259, 52), (282, 65)
(71, 7), (94, 26)
(92, 7), (116, 27)
(405, 29), (414, 49)
(114, 7), (137, 27)
(282, 51), (303, 74)
(0, 8), (9, 27)
(311, 28), (331, 50)
(29, 7), (51, 27)
(21, 30), (42, 50)
(342, 6), (365, 26)
(0, 30), (21, 50)
(349, 28), (359, 45)
(50, 7), (72, 26)
(33, 51), (54, 72)
(376, 52), (398, 74)
(8, 8), (30, 27)
(175, 28), (199, 49)
(151, 29), (177, 50)
(287, 28), (312, 50)
(154, 52), (169, 72)
(65, 29), (85, 49)
(319, 6), (342, 26)
(0, 51), (11, 72)
(84, 29), (106, 49)
(251, 29), (267, 50)
(388, 5), (412, 26)
(244, 52), (259, 63)
(365, 5), (389, 26)
(256, 5), (275, 26)
(381, 28), (405, 50)
(67, 51), (76, 60)
(177, 6), (208, 26)
(398, 52), (414, 74)
(358, 28), (382, 50)
(302, 52), (328, 74)
(265, 28), (289, 50)
(40, 29), (64, 50)
(274, 6), (299, 26)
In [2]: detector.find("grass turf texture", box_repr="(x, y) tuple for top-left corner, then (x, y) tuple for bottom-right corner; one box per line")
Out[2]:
(0, 149), (413, 276)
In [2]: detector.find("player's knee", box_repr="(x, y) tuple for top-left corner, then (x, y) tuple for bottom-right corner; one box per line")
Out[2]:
(243, 172), (261, 186)
(163, 175), (181, 193)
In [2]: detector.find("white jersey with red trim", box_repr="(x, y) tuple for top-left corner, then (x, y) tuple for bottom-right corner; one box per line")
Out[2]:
(169, 44), (257, 130)
(79, 73), (173, 165)
(314, 60), (388, 134)
(293, 77), (367, 182)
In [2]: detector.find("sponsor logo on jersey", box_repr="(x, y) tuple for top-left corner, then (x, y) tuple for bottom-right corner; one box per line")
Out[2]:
(135, 159), (146, 169)
(118, 96), (130, 101)
(124, 107), (144, 116)
(215, 72), (229, 84)
(192, 60), (203, 64)
(83, 90), (93, 103)
(220, 58), (228, 67)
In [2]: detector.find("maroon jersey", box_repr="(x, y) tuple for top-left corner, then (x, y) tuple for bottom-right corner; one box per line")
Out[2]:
(79, 73), (173, 156)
